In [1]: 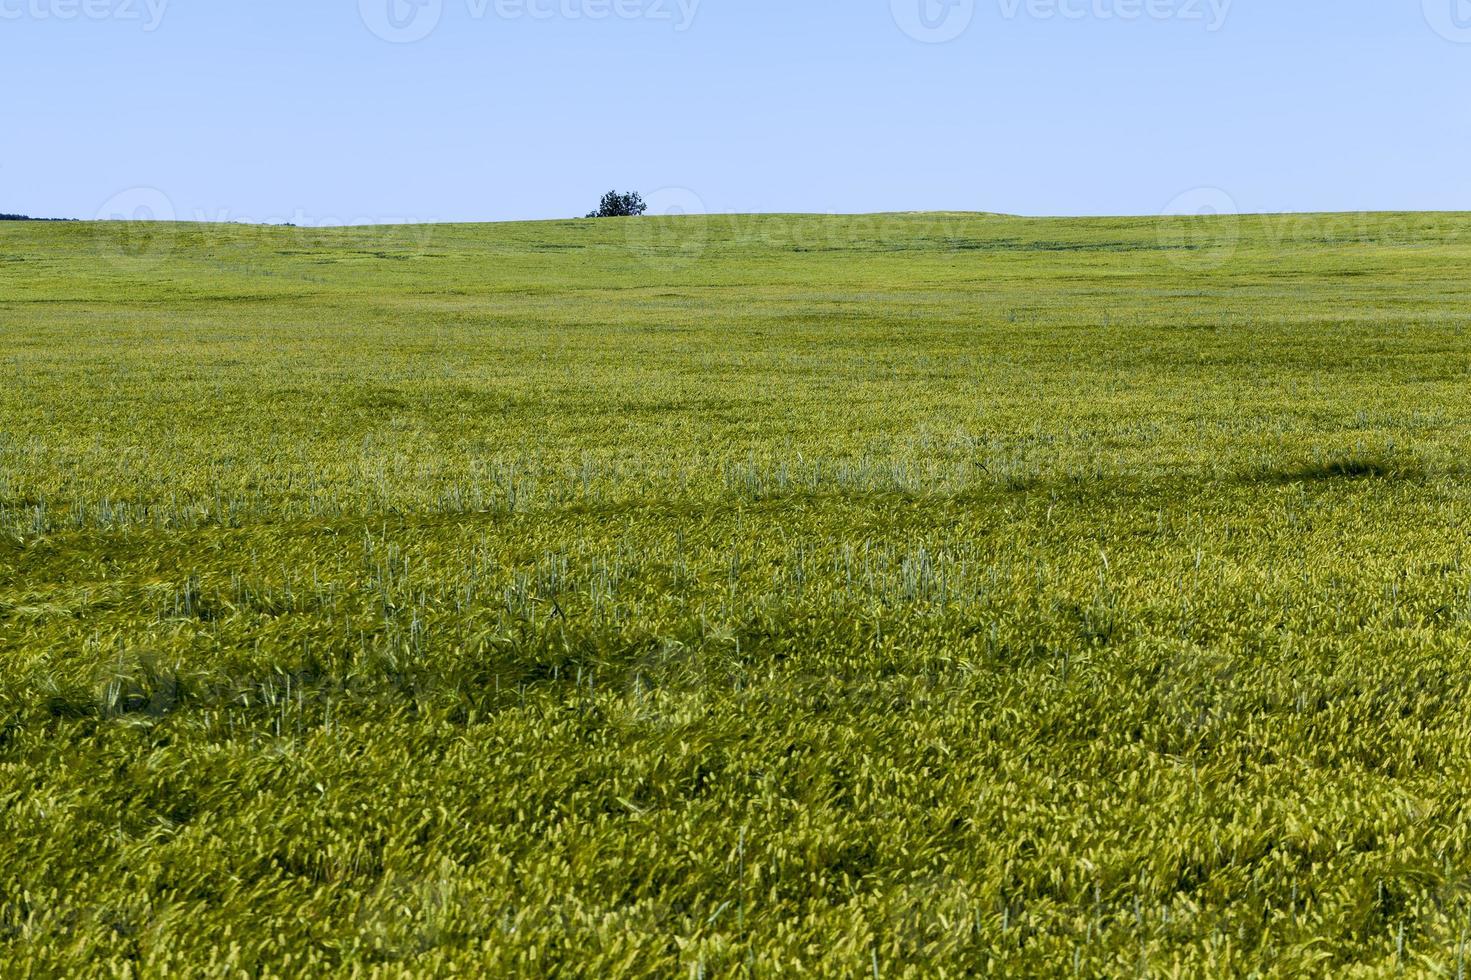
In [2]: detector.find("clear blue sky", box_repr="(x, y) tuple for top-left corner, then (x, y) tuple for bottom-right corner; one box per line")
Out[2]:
(3, 0), (1469, 223)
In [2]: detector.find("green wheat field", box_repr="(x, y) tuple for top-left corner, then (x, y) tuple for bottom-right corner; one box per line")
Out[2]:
(5, 210), (1471, 976)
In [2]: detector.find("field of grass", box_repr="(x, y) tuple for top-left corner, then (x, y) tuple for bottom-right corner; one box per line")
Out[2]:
(5, 209), (1471, 975)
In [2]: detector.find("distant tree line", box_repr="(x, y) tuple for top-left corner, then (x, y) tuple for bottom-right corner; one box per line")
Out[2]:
(0, 214), (76, 222)
(585, 191), (647, 218)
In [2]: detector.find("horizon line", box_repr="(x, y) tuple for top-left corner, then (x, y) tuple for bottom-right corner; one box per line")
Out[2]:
(10, 207), (1471, 229)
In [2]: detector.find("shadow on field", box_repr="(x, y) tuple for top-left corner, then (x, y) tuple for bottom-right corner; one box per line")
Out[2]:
(1248, 454), (1430, 485)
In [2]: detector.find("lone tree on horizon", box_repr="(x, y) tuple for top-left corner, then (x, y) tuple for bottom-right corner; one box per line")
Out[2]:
(586, 191), (647, 218)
